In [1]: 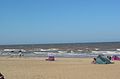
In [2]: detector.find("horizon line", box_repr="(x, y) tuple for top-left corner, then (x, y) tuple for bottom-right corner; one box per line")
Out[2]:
(0, 41), (120, 46)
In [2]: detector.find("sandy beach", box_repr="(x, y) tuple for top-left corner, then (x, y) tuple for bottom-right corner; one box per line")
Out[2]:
(0, 57), (120, 79)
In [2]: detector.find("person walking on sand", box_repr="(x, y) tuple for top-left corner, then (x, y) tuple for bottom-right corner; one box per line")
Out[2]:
(0, 73), (4, 79)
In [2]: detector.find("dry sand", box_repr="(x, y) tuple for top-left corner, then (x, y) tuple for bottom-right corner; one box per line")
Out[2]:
(0, 57), (120, 79)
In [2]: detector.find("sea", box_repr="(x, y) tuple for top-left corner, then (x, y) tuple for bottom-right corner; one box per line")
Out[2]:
(2, 51), (120, 58)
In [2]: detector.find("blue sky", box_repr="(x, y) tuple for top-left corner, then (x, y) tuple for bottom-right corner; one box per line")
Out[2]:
(0, 0), (120, 45)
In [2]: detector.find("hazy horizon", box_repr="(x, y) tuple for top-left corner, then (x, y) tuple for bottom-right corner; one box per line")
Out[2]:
(1, 40), (120, 45)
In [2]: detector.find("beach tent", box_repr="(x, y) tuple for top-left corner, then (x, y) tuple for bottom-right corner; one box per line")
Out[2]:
(46, 53), (55, 61)
(46, 56), (55, 61)
(95, 55), (112, 64)
(112, 55), (120, 61)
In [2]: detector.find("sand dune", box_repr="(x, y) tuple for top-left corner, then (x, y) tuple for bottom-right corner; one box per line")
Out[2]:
(0, 57), (120, 79)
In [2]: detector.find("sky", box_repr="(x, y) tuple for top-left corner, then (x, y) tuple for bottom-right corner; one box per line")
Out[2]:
(0, 0), (120, 45)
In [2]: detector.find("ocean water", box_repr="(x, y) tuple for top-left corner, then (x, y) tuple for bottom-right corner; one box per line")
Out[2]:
(0, 51), (98, 58)
(1, 51), (120, 58)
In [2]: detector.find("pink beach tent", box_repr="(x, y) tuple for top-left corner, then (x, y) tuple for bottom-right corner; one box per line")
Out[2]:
(112, 55), (120, 61)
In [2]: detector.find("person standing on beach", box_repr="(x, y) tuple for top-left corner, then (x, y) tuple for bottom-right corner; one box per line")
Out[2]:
(92, 58), (96, 64)
(0, 73), (4, 79)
